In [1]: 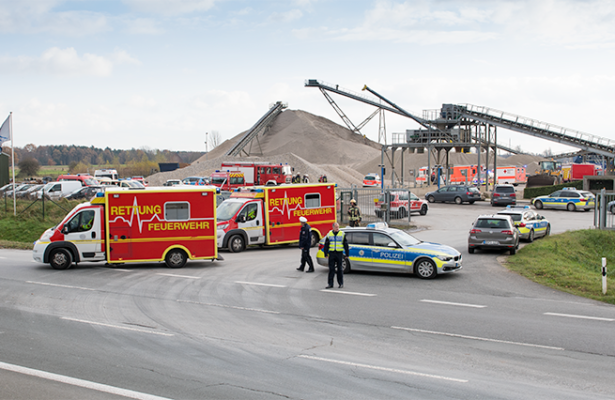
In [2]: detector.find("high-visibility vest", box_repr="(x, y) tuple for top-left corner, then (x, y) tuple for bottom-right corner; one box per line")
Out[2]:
(327, 230), (345, 252)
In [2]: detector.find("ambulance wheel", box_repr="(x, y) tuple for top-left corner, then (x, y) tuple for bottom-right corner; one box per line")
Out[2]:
(527, 230), (535, 243)
(228, 235), (245, 253)
(310, 232), (319, 248)
(567, 203), (576, 212)
(419, 205), (428, 215)
(49, 248), (72, 270)
(534, 200), (543, 209)
(342, 258), (351, 273)
(415, 259), (436, 279)
(165, 249), (187, 268)
(454, 196), (463, 205)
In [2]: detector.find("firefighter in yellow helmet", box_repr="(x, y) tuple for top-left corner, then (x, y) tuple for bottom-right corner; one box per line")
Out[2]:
(348, 199), (361, 227)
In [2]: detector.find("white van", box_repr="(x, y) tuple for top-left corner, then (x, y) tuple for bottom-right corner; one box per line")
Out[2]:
(38, 181), (83, 200)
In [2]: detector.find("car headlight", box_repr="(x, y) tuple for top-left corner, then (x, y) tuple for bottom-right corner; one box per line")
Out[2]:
(218, 223), (229, 231)
(436, 255), (453, 262)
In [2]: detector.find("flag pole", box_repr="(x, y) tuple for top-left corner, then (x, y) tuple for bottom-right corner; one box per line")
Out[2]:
(10, 112), (15, 216)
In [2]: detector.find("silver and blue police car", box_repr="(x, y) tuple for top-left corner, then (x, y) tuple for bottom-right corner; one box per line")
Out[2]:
(316, 222), (462, 279)
(496, 205), (550, 242)
(532, 188), (595, 212)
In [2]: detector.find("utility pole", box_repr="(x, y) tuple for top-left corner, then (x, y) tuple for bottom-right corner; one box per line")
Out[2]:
(205, 132), (208, 160)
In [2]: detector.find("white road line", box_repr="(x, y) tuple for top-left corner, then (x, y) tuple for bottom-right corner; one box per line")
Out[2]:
(177, 299), (280, 314)
(421, 299), (487, 308)
(156, 273), (200, 279)
(235, 281), (286, 288)
(391, 326), (564, 351)
(106, 268), (132, 272)
(544, 312), (615, 322)
(0, 360), (172, 400)
(27, 281), (96, 291)
(298, 355), (468, 383)
(61, 317), (174, 337)
(319, 289), (377, 297)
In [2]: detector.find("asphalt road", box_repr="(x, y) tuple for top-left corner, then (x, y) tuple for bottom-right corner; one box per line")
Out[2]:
(1, 201), (614, 399)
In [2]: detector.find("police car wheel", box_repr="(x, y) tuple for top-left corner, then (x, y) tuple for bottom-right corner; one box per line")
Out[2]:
(165, 249), (187, 268)
(528, 230), (534, 243)
(342, 258), (351, 273)
(415, 259), (437, 279)
(419, 205), (427, 215)
(228, 235), (245, 253)
(567, 203), (576, 212)
(49, 248), (72, 270)
(534, 200), (543, 209)
(545, 224), (550, 236)
(310, 232), (319, 248)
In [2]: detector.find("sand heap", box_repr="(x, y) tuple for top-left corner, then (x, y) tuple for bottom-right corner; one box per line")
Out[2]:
(147, 109), (547, 186)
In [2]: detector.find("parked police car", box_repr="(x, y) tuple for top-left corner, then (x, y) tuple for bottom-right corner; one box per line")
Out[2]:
(496, 206), (550, 242)
(316, 223), (462, 279)
(532, 187), (595, 211)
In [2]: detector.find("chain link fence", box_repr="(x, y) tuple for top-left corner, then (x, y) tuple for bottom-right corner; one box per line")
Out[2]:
(595, 189), (615, 230)
(337, 187), (418, 228)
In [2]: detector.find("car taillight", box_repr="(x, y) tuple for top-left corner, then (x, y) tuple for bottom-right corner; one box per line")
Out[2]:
(518, 222), (526, 227)
(502, 230), (514, 235)
(318, 243), (324, 251)
(511, 193), (516, 197)
(493, 193), (501, 197)
(580, 198), (587, 201)
(470, 229), (481, 234)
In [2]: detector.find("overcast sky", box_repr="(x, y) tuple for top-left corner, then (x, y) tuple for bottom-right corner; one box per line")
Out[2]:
(1, 0), (614, 156)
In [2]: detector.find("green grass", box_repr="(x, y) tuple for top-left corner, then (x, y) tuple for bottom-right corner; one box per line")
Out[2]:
(506, 230), (615, 305)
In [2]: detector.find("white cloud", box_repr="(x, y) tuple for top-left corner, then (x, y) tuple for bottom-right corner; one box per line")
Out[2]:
(0, 47), (139, 77)
(268, 9), (303, 23)
(123, 0), (217, 16)
(125, 17), (164, 35)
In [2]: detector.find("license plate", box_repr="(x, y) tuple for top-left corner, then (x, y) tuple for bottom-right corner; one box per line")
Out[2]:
(484, 241), (499, 245)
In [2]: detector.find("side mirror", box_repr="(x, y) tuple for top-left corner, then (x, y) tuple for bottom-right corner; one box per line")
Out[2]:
(61, 226), (69, 234)
(236, 215), (245, 223)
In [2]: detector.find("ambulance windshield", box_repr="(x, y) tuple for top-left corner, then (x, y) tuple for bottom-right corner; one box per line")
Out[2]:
(217, 201), (244, 221)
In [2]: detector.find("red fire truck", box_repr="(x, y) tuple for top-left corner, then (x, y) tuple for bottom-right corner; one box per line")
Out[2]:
(210, 170), (246, 191)
(216, 183), (336, 252)
(220, 162), (293, 185)
(33, 186), (219, 269)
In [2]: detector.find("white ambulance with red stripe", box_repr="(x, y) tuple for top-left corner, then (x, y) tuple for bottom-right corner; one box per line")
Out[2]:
(216, 183), (337, 252)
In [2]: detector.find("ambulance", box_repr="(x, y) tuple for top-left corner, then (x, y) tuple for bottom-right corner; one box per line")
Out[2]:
(495, 166), (526, 185)
(216, 183), (337, 252)
(33, 186), (218, 270)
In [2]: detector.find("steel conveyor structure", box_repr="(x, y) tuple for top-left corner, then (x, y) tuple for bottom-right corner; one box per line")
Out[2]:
(451, 104), (615, 158)
(225, 101), (288, 157)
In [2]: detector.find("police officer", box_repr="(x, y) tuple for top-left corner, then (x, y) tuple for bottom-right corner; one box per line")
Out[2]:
(348, 199), (361, 227)
(296, 216), (314, 272)
(323, 222), (349, 289)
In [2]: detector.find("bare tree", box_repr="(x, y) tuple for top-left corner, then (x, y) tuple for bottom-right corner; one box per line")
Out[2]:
(210, 131), (221, 149)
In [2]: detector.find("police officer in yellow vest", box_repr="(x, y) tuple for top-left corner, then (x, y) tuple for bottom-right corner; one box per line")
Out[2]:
(323, 222), (349, 289)
(348, 199), (361, 227)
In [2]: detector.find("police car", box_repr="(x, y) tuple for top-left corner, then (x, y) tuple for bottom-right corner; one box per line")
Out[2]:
(496, 205), (550, 242)
(532, 187), (595, 211)
(315, 222), (462, 279)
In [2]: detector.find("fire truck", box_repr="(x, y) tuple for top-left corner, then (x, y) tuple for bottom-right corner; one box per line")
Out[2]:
(216, 183), (336, 252)
(220, 162), (293, 185)
(562, 163), (601, 182)
(210, 170), (246, 191)
(33, 186), (218, 270)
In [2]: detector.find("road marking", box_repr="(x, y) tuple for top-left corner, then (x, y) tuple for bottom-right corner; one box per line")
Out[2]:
(298, 355), (467, 383)
(0, 360), (172, 400)
(319, 289), (377, 297)
(156, 273), (200, 279)
(27, 281), (96, 291)
(391, 326), (564, 350)
(235, 281), (286, 288)
(177, 299), (280, 314)
(544, 312), (615, 322)
(61, 317), (174, 337)
(421, 299), (487, 308)
(106, 268), (132, 272)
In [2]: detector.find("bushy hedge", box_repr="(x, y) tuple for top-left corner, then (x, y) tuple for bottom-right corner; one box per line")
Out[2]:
(523, 180), (583, 199)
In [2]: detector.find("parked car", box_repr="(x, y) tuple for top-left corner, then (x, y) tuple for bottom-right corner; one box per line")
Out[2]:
(316, 222), (462, 279)
(164, 179), (183, 186)
(468, 214), (520, 254)
(362, 174), (382, 187)
(0, 183), (16, 194)
(491, 184), (517, 206)
(6, 184), (34, 198)
(425, 185), (482, 204)
(375, 191), (428, 218)
(38, 181), (83, 200)
(65, 185), (104, 200)
(18, 184), (44, 198)
(532, 188), (595, 212)
(496, 206), (550, 242)
(182, 176), (209, 185)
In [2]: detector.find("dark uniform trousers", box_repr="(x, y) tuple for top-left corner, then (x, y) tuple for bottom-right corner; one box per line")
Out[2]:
(300, 248), (314, 271)
(328, 252), (344, 287)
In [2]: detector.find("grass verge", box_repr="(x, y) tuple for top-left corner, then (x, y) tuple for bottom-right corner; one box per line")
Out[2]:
(506, 229), (615, 305)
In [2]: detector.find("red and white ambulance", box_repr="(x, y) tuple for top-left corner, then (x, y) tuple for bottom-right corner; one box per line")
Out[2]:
(495, 166), (526, 185)
(33, 186), (218, 270)
(216, 183), (337, 252)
